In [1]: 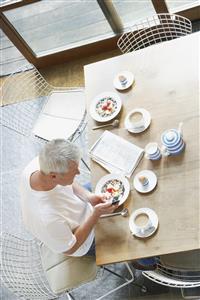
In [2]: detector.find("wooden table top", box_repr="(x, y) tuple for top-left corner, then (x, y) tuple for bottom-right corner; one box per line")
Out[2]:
(84, 32), (200, 266)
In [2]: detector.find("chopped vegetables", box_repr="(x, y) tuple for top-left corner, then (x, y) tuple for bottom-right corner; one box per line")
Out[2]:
(101, 179), (125, 202)
(96, 96), (117, 118)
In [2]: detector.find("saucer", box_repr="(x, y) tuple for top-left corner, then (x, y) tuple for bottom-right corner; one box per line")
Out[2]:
(133, 170), (157, 193)
(129, 207), (159, 238)
(113, 71), (135, 90)
(124, 108), (151, 133)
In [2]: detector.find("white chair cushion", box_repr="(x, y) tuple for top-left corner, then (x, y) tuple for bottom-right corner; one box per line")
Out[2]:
(40, 243), (98, 294)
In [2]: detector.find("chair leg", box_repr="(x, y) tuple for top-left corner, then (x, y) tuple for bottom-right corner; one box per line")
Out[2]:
(66, 292), (75, 300)
(96, 262), (145, 300)
(181, 287), (200, 299)
(81, 157), (91, 172)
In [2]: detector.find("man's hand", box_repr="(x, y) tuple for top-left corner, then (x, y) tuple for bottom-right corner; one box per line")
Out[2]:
(88, 193), (106, 206)
(93, 200), (118, 217)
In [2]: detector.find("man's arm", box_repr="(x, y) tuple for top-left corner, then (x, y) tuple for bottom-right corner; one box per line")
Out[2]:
(64, 200), (117, 255)
(72, 181), (93, 202)
(72, 181), (106, 206)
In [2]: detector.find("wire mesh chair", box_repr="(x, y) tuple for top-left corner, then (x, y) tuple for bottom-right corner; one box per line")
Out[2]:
(142, 257), (200, 298)
(0, 63), (86, 142)
(1, 232), (59, 300)
(0, 232), (144, 300)
(117, 13), (192, 54)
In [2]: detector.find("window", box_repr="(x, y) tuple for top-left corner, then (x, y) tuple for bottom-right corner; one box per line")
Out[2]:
(0, 29), (28, 76)
(3, 0), (114, 56)
(165, 0), (199, 12)
(1, 0), (199, 68)
(112, 0), (155, 28)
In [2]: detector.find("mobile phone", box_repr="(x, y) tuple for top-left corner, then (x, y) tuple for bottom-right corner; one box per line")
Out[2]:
(112, 198), (120, 205)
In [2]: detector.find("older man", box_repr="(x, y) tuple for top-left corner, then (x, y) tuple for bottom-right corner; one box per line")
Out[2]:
(20, 139), (117, 256)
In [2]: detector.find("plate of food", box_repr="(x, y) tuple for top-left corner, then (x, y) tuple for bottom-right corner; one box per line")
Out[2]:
(113, 71), (135, 91)
(95, 174), (130, 206)
(89, 92), (122, 122)
(133, 170), (157, 193)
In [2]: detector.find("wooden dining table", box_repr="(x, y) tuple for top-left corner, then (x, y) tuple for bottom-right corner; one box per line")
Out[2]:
(84, 31), (200, 266)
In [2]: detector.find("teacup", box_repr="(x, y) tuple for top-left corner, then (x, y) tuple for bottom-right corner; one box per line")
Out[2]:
(129, 111), (145, 130)
(134, 213), (153, 235)
(145, 142), (162, 160)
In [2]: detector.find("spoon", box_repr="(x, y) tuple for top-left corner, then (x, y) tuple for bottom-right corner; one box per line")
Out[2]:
(92, 119), (120, 130)
(100, 208), (129, 218)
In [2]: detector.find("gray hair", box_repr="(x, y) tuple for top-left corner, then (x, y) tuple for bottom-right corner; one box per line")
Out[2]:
(39, 139), (81, 174)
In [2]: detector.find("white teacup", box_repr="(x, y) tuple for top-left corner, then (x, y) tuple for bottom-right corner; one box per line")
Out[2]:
(134, 212), (153, 235)
(129, 111), (145, 130)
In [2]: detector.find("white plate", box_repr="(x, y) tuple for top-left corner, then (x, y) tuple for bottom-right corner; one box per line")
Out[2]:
(113, 71), (135, 90)
(95, 173), (130, 206)
(89, 92), (122, 122)
(129, 207), (159, 238)
(133, 170), (157, 193)
(124, 108), (151, 133)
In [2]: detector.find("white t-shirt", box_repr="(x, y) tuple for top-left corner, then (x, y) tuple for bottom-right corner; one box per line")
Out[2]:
(20, 157), (94, 256)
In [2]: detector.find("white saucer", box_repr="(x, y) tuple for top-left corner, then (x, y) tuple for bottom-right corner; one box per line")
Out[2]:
(129, 207), (159, 238)
(113, 71), (135, 90)
(133, 170), (157, 193)
(124, 108), (151, 133)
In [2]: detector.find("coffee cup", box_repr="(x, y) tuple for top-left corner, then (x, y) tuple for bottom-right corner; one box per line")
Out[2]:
(145, 142), (162, 160)
(129, 111), (145, 130)
(134, 212), (153, 235)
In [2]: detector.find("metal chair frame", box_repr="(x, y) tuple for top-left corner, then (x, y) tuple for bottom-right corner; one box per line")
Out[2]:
(0, 63), (89, 173)
(117, 13), (192, 54)
(1, 232), (146, 300)
(0, 63), (87, 143)
(142, 260), (200, 299)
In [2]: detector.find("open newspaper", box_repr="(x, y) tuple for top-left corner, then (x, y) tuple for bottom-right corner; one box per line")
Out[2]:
(89, 130), (144, 178)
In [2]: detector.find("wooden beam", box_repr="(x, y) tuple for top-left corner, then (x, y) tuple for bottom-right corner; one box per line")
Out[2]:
(178, 5), (200, 21)
(35, 36), (119, 69)
(0, 0), (40, 12)
(97, 0), (123, 34)
(152, 0), (169, 13)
